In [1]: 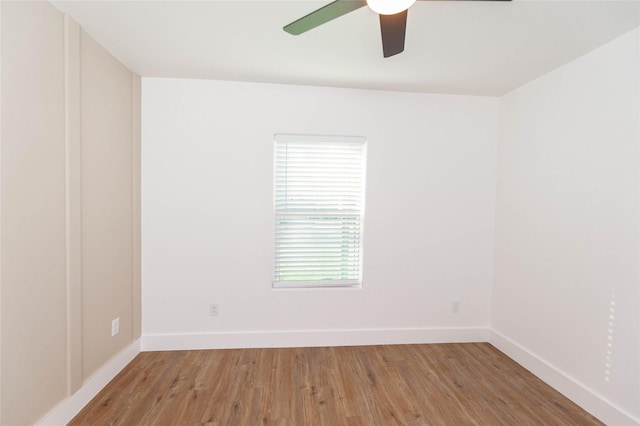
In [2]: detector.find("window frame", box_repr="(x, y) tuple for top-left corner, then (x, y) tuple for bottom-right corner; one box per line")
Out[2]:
(272, 134), (367, 289)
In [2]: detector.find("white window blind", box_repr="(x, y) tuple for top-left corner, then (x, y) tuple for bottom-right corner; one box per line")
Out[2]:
(273, 134), (366, 288)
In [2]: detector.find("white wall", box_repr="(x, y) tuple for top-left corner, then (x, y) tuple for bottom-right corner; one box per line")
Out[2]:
(142, 79), (499, 347)
(492, 28), (639, 425)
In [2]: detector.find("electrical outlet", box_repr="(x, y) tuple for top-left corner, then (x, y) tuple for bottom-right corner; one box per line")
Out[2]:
(111, 318), (120, 336)
(452, 300), (461, 314)
(209, 303), (219, 317)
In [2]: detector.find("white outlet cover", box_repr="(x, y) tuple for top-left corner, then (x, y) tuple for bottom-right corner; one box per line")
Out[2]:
(111, 318), (120, 336)
(210, 303), (219, 316)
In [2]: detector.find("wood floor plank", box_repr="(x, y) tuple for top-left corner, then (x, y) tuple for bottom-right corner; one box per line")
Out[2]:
(69, 343), (603, 426)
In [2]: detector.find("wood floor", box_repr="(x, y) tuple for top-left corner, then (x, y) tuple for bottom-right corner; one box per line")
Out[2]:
(69, 343), (603, 425)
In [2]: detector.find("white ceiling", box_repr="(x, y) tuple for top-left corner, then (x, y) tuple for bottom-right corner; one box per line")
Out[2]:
(50, 0), (639, 96)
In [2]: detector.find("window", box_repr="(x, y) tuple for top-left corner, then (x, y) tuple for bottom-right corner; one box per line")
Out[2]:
(273, 134), (367, 288)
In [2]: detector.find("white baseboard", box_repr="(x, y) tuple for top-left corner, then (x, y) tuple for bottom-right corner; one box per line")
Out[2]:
(141, 327), (489, 352)
(36, 339), (141, 426)
(489, 330), (639, 426)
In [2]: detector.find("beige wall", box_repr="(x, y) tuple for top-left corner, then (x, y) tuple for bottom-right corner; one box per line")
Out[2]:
(0, 2), (141, 425)
(80, 29), (138, 380)
(1, 3), (67, 424)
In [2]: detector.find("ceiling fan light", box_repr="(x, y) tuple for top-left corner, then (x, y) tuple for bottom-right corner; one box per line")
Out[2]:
(366, 0), (416, 15)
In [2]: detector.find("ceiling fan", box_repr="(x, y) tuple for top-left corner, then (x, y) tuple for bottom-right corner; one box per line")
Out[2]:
(284, 0), (511, 58)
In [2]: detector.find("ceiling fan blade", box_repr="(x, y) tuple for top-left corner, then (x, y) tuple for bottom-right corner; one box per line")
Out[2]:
(379, 10), (408, 58)
(284, 0), (367, 35)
